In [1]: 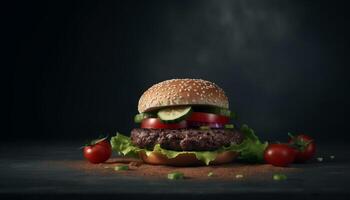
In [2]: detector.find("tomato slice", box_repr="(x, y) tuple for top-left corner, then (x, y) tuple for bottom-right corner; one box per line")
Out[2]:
(140, 112), (229, 129)
(141, 118), (188, 129)
(187, 112), (230, 124)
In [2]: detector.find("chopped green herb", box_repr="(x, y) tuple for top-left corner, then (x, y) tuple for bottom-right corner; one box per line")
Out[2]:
(317, 157), (323, 162)
(224, 124), (234, 129)
(235, 174), (244, 179)
(273, 174), (287, 181)
(114, 165), (129, 171)
(167, 172), (184, 180)
(207, 172), (214, 177)
(199, 126), (210, 130)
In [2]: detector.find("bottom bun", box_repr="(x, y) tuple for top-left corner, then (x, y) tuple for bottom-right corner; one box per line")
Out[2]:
(139, 151), (238, 166)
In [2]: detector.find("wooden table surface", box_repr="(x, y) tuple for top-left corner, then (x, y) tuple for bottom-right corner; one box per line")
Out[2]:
(1, 141), (349, 199)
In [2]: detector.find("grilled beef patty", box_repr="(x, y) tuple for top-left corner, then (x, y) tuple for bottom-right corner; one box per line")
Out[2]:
(131, 128), (244, 151)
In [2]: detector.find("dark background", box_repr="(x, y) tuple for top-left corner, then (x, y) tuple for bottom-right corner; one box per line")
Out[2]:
(6, 0), (349, 143)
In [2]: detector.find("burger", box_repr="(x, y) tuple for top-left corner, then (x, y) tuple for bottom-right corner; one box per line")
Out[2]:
(111, 79), (267, 166)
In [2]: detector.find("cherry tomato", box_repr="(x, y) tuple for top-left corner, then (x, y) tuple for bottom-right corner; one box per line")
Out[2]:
(141, 118), (188, 129)
(264, 144), (296, 167)
(187, 112), (230, 124)
(288, 134), (316, 163)
(83, 138), (112, 164)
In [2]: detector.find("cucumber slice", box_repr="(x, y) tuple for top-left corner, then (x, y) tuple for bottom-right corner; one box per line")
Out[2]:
(134, 113), (156, 123)
(192, 106), (232, 117)
(157, 106), (192, 123)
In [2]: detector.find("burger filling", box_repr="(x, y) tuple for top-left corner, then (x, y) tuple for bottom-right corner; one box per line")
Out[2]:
(111, 105), (267, 165)
(131, 128), (244, 151)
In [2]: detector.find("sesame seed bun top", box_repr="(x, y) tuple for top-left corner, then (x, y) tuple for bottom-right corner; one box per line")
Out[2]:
(138, 79), (229, 113)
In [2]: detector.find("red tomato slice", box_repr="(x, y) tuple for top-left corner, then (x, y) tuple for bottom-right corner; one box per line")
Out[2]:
(187, 112), (230, 124)
(141, 118), (188, 129)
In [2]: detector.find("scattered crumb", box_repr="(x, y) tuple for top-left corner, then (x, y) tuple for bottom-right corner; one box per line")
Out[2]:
(57, 158), (300, 180)
(317, 157), (324, 162)
(235, 174), (244, 179)
(129, 161), (142, 168)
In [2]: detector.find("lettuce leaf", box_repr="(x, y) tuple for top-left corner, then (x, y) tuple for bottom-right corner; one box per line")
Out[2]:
(238, 124), (268, 162)
(110, 124), (268, 165)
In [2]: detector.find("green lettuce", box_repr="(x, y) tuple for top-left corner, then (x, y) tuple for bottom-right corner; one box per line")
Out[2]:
(110, 124), (268, 165)
(238, 124), (268, 162)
